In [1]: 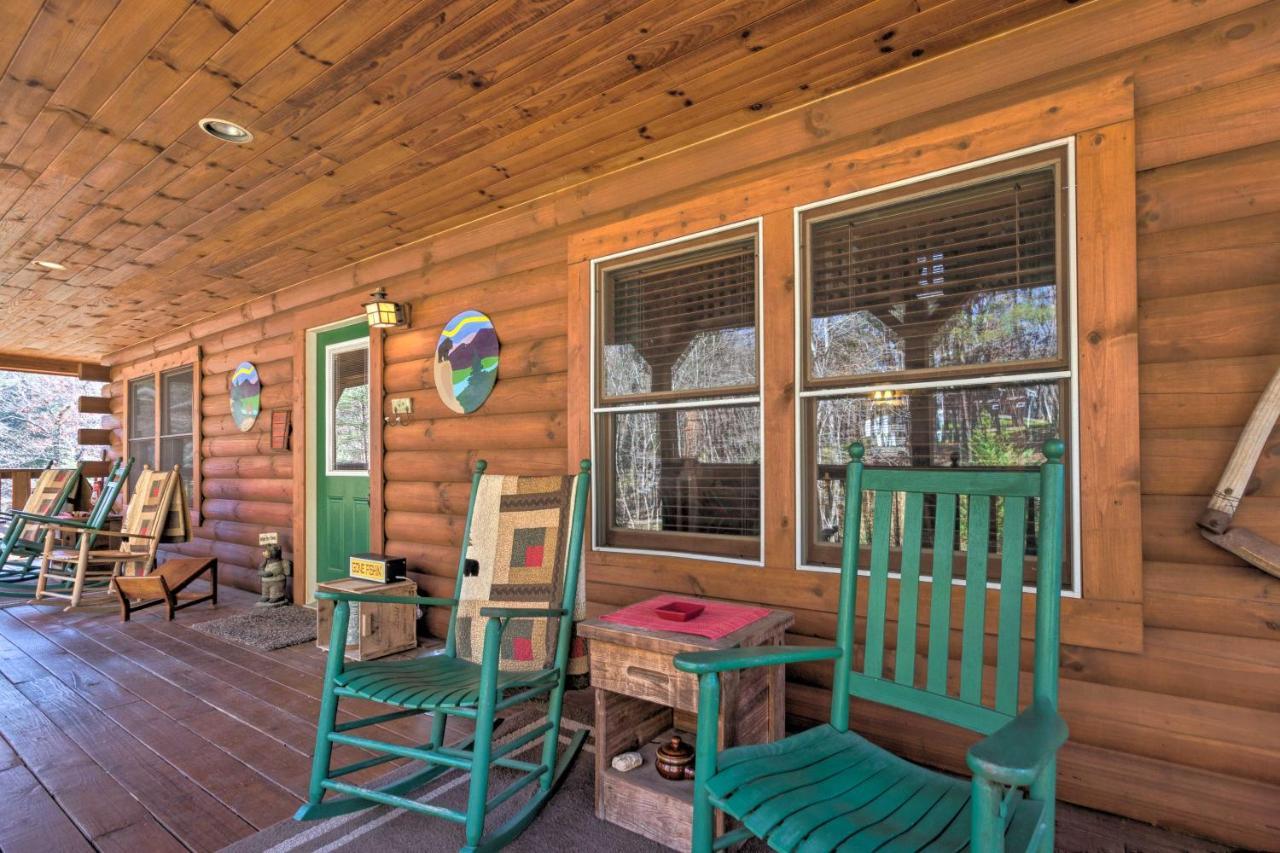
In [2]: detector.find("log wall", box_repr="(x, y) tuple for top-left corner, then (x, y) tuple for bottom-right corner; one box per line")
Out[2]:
(104, 1), (1280, 845)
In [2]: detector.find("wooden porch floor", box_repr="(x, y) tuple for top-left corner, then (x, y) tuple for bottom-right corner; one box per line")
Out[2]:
(0, 584), (1238, 853)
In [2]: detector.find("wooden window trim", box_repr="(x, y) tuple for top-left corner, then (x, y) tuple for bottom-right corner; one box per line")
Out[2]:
(118, 346), (202, 523)
(569, 72), (1141, 654)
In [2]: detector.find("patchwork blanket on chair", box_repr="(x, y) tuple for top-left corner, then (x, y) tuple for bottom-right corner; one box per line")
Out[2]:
(456, 473), (587, 676)
(15, 468), (78, 542)
(118, 467), (191, 575)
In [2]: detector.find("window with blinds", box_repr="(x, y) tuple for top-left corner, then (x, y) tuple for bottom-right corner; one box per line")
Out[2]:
(799, 151), (1074, 588)
(594, 227), (762, 561)
(128, 366), (195, 501)
(159, 367), (195, 503)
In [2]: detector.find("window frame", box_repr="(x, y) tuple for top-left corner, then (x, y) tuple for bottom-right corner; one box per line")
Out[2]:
(120, 346), (202, 522)
(589, 218), (767, 565)
(793, 139), (1082, 595)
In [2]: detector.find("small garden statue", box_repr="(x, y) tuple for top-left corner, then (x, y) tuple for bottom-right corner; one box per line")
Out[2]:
(257, 543), (291, 608)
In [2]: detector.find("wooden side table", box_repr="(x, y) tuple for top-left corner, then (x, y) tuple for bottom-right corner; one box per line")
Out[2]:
(315, 577), (418, 661)
(580, 602), (793, 852)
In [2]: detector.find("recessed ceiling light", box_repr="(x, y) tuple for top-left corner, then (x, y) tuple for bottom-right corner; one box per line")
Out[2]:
(198, 117), (253, 143)
(33, 260), (67, 271)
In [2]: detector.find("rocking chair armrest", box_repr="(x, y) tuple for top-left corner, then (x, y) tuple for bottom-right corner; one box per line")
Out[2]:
(313, 590), (458, 608)
(12, 510), (78, 525)
(674, 644), (841, 675)
(967, 699), (1068, 787)
(32, 521), (112, 537)
(478, 606), (567, 619)
(74, 528), (155, 540)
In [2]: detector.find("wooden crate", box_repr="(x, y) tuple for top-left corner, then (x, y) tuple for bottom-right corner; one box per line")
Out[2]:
(580, 605), (793, 851)
(315, 577), (418, 661)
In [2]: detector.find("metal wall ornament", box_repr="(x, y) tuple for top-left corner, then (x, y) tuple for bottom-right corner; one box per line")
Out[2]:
(230, 361), (262, 432)
(434, 310), (499, 414)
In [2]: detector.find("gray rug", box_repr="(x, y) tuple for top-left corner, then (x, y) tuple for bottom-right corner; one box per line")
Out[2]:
(192, 606), (316, 651)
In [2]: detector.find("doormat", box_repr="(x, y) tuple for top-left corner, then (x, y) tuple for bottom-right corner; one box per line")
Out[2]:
(192, 606), (316, 651)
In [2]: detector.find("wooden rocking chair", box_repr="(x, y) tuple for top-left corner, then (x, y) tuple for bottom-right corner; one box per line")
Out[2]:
(297, 460), (591, 852)
(33, 465), (187, 610)
(674, 441), (1068, 852)
(0, 459), (125, 597)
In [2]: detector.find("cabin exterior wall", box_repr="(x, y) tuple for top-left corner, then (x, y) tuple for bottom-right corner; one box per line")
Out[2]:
(103, 2), (1280, 846)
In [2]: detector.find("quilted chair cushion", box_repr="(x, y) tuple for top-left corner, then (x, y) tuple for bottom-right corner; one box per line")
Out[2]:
(455, 473), (586, 674)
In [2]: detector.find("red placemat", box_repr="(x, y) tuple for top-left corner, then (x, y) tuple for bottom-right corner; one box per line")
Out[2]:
(599, 595), (770, 640)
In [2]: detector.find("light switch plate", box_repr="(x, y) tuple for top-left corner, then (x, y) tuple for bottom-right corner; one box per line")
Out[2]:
(391, 397), (413, 414)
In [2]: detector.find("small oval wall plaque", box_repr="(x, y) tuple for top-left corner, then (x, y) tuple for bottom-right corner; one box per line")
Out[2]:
(434, 310), (498, 414)
(230, 361), (262, 432)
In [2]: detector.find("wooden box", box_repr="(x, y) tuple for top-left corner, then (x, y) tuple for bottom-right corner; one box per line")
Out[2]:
(315, 577), (418, 661)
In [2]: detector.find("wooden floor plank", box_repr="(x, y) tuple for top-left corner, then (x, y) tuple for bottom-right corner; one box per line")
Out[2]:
(143, 613), (436, 742)
(6, 606), (319, 801)
(51, 601), (402, 785)
(0, 762), (96, 852)
(0, 674), (184, 852)
(6, 673), (254, 851)
(0, 602), (304, 829)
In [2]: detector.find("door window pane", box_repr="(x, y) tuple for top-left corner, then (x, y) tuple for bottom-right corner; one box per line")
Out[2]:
(330, 345), (369, 472)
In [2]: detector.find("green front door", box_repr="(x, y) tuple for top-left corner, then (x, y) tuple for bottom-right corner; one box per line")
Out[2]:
(315, 321), (372, 585)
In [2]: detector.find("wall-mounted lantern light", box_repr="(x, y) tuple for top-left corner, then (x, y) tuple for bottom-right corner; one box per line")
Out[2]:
(363, 288), (411, 329)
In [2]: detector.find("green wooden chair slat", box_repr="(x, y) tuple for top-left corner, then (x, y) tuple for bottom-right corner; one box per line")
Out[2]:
(861, 468), (1040, 498)
(298, 460), (592, 852)
(675, 440), (1068, 852)
(863, 489), (893, 678)
(712, 725), (839, 791)
(722, 740), (876, 817)
(925, 492), (957, 695)
(995, 496), (1028, 715)
(849, 672), (1009, 734)
(799, 772), (936, 852)
(747, 745), (904, 851)
(959, 493), (990, 705)
(895, 490), (925, 686)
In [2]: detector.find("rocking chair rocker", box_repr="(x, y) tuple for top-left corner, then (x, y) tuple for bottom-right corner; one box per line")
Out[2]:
(675, 441), (1068, 852)
(298, 460), (591, 852)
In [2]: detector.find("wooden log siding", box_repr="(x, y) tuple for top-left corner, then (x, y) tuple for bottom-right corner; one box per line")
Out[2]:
(100, 2), (1280, 846)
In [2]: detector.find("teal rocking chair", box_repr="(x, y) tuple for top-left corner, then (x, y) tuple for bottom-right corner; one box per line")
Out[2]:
(675, 441), (1068, 852)
(0, 458), (130, 597)
(298, 460), (591, 852)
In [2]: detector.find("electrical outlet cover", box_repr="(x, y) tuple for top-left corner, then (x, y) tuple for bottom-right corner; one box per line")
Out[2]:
(391, 397), (413, 414)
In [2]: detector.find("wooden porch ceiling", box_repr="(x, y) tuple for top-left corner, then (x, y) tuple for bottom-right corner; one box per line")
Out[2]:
(0, 0), (1081, 360)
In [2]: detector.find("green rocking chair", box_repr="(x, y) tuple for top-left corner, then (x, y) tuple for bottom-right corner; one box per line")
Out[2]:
(675, 441), (1068, 852)
(0, 458), (130, 597)
(298, 460), (591, 852)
